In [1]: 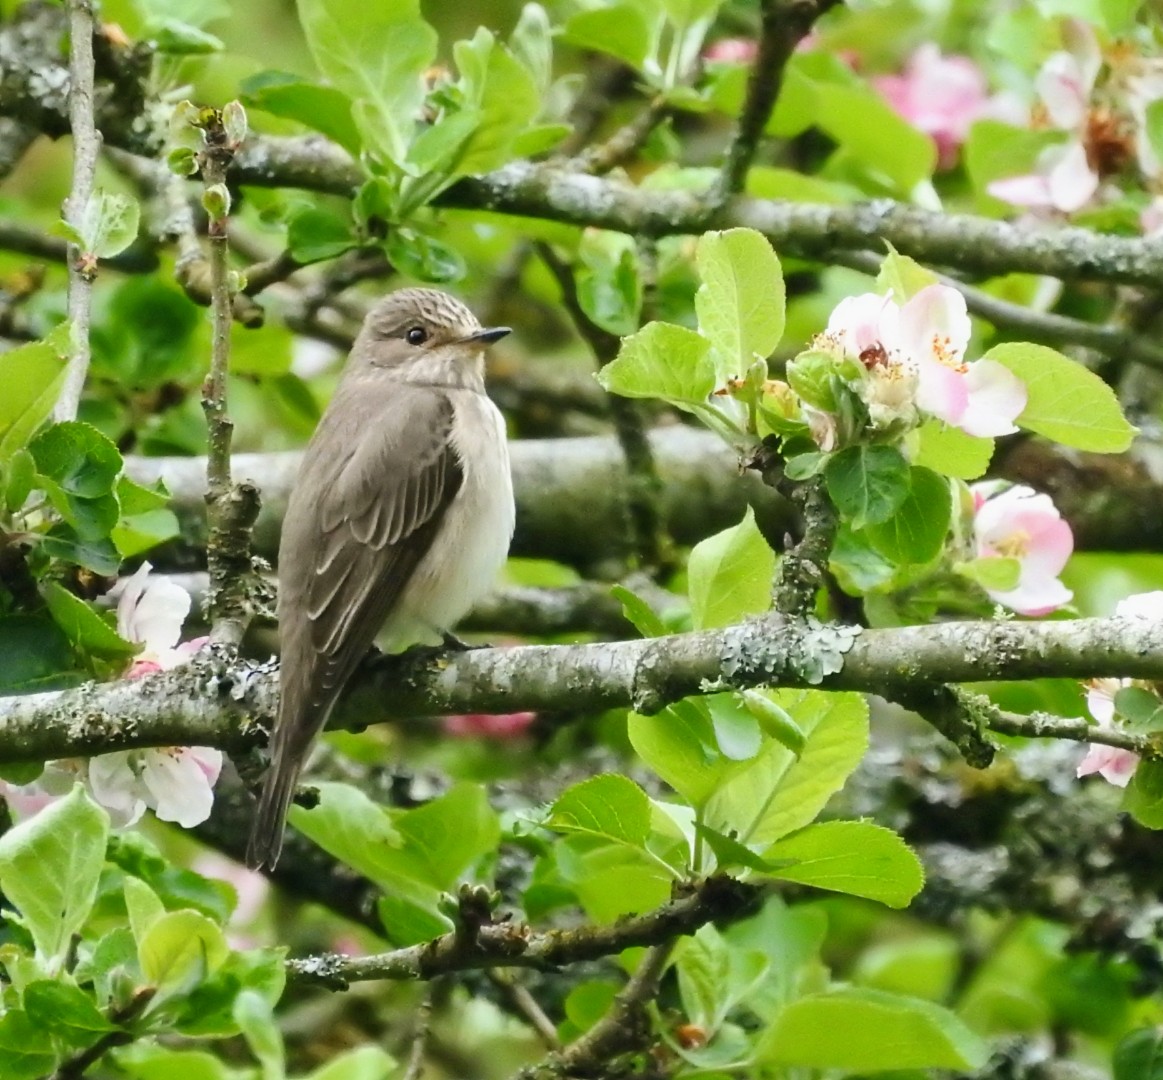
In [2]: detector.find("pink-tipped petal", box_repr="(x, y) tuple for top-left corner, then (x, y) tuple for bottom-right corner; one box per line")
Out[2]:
(915, 359), (969, 425)
(1047, 141), (1099, 212)
(1036, 52), (1089, 130)
(957, 359), (1026, 436)
(897, 284), (971, 364)
(987, 172), (1054, 209)
(1076, 744), (1139, 787)
(988, 574), (1073, 616)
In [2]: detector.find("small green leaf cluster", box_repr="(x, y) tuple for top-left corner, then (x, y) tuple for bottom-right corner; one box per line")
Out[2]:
(0, 328), (179, 694)
(0, 785), (306, 1080)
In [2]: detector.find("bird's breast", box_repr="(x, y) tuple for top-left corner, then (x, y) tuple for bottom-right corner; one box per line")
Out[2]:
(385, 391), (515, 646)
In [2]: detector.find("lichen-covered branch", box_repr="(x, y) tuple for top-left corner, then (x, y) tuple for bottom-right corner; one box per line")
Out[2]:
(1, 613), (1162, 764)
(53, 0), (100, 422)
(287, 876), (760, 988)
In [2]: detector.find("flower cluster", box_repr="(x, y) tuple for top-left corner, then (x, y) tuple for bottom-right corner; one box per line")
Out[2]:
(805, 282), (1026, 440)
(1075, 591), (1163, 787)
(0, 564), (221, 829)
(987, 19), (1163, 226)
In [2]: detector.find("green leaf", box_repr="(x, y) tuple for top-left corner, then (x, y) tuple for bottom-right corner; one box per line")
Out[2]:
(597, 322), (716, 406)
(23, 981), (115, 1043)
(876, 246), (939, 301)
(985, 342), (1136, 453)
(705, 691), (869, 847)
(0, 614), (78, 693)
(146, 18), (224, 53)
(694, 823), (776, 872)
(0, 785), (109, 965)
(0, 1011), (57, 1080)
(453, 28), (542, 176)
(296, 0), (437, 168)
(738, 690), (806, 756)
(139, 910), (229, 996)
(510, 3), (553, 91)
(814, 82), (937, 195)
(1145, 100), (1163, 167)
(576, 231), (641, 337)
(561, 4), (653, 70)
(763, 820), (924, 907)
(675, 923), (769, 1036)
(695, 228), (785, 381)
(307, 1046), (398, 1080)
(628, 704), (721, 808)
(912, 419), (994, 480)
(42, 582), (138, 660)
(863, 466), (951, 566)
(957, 556), (1022, 593)
(234, 989), (285, 1080)
(610, 584), (669, 637)
(1114, 686), (1163, 731)
(390, 782), (501, 890)
(546, 775), (652, 848)
(40, 526), (121, 575)
(384, 228), (466, 284)
(110, 1046), (238, 1080)
(687, 507), (774, 630)
(1115, 1027), (1163, 1080)
(60, 190), (140, 258)
(239, 71), (362, 155)
(824, 444), (911, 529)
(123, 875), (167, 946)
(1122, 759), (1163, 828)
(29, 420), (121, 499)
(4, 447), (35, 511)
(0, 324), (71, 462)
(286, 207), (357, 264)
(786, 350), (840, 412)
(760, 987), (989, 1071)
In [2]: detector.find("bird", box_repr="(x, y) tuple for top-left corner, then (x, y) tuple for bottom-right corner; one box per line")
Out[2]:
(246, 288), (515, 870)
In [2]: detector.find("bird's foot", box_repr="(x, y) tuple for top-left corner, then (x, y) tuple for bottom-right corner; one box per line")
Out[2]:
(441, 631), (489, 652)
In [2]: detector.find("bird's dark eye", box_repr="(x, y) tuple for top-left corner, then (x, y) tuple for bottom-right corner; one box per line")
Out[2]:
(405, 326), (428, 346)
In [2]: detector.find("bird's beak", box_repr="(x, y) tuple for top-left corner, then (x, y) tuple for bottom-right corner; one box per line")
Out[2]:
(461, 326), (511, 346)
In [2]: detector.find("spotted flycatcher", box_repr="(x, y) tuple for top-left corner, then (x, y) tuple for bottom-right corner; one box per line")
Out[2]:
(247, 288), (514, 869)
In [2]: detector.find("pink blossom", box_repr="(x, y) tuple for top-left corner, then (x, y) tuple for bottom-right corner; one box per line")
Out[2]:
(1077, 679), (1140, 786)
(821, 284), (1026, 436)
(987, 21), (1102, 213)
(703, 38), (757, 65)
(110, 562), (209, 676)
(971, 482), (1073, 615)
(193, 852), (270, 948)
(873, 45), (990, 169)
(443, 712), (537, 739)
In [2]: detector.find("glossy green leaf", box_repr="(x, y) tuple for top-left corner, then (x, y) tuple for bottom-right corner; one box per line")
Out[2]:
(912, 419), (994, 479)
(764, 820), (924, 907)
(576, 230), (641, 337)
(139, 910), (229, 995)
(23, 981), (115, 1043)
(296, 0), (436, 167)
(695, 228), (785, 381)
(1122, 759), (1163, 828)
(687, 507), (774, 630)
(239, 71), (362, 155)
(234, 989), (285, 1080)
(610, 584), (669, 637)
(0, 324), (71, 462)
(286, 207), (357, 264)
(546, 774), (652, 848)
(760, 987), (989, 1070)
(786, 350), (840, 412)
(705, 690), (869, 846)
(453, 28), (542, 175)
(561, 4), (653, 70)
(876, 246), (939, 300)
(0, 784), (109, 965)
(675, 923), (769, 1036)
(1115, 1027), (1163, 1080)
(0, 614), (77, 693)
(42, 582), (138, 660)
(60, 190), (140, 258)
(29, 420), (121, 499)
(0, 1011), (57, 1080)
(4, 447), (35, 511)
(628, 704), (721, 808)
(985, 341), (1136, 452)
(863, 466), (951, 565)
(597, 322), (716, 405)
(384, 228), (466, 283)
(824, 444), (912, 529)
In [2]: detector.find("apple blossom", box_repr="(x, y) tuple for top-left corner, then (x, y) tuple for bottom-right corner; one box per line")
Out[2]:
(702, 38), (757, 65)
(819, 284), (1026, 436)
(872, 45), (990, 169)
(1074, 591), (1163, 786)
(444, 711), (537, 739)
(0, 566), (220, 828)
(970, 482), (1073, 616)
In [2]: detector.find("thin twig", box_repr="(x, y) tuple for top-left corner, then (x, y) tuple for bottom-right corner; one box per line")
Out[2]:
(836, 250), (1163, 370)
(51, 987), (155, 1079)
(488, 972), (562, 1050)
(572, 96), (671, 176)
(989, 708), (1149, 754)
(715, 0), (839, 199)
(402, 989), (435, 1080)
(54, 0), (100, 422)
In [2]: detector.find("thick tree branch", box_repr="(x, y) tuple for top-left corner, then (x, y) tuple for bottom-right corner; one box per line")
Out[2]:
(1, 614), (1161, 764)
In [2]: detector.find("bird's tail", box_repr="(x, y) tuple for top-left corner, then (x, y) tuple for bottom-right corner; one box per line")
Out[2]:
(246, 750), (300, 870)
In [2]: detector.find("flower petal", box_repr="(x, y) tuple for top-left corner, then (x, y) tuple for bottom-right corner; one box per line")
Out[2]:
(1036, 52), (1089, 130)
(140, 748), (219, 828)
(915, 359), (968, 426)
(986, 172), (1054, 209)
(1046, 141), (1099, 213)
(957, 359), (1027, 436)
(897, 284), (971, 366)
(1076, 744), (1139, 787)
(88, 752), (146, 828)
(987, 573), (1073, 616)
(1116, 591), (1163, 618)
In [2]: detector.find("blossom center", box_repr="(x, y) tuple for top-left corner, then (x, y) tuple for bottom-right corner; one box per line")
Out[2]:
(994, 529), (1031, 558)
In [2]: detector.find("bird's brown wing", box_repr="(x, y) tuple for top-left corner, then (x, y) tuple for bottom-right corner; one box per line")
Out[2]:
(248, 384), (462, 869)
(306, 384), (463, 700)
